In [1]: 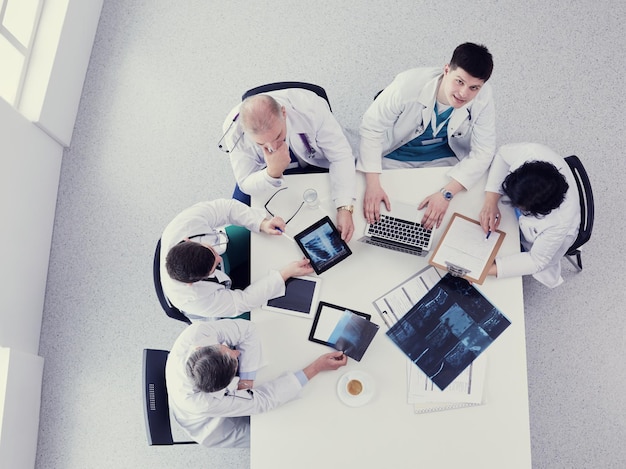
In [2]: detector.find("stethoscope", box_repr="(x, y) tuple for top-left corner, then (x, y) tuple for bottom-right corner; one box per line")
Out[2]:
(298, 133), (316, 158)
(224, 388), (254, 400)
(217, 112), (315, 158)
(179, 231), (228, 252)
(416, 107), (472, 138)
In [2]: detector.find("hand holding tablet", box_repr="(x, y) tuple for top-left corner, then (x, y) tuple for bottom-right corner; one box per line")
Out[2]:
(309, 302), (379, 362)
(294, 216), (352, 274)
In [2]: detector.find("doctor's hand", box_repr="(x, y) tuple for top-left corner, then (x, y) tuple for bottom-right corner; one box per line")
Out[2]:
(237, 379), (254, 390)
(260, 216), (287, 235)
(336, 209), (355, 242)
(263, 143), (291, 179)
(479, 192), (502, 234)
(363, 173), (390, 223)
(303, 351), (348, 380)
(418, 191), (450, 229)
(279, 258), (314, 281)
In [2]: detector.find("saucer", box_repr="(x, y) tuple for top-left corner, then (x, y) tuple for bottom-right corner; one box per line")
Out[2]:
(337, 370), (375, 407)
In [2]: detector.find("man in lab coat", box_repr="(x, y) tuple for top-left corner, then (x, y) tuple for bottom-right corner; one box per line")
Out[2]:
(165, 319), (347, 447)
(160, 198), (313, 321)
(222, 90), (357, 241)
(358, 42), (495, 230)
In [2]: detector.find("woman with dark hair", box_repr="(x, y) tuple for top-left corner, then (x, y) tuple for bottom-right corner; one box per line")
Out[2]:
(480, 143), (581, 287)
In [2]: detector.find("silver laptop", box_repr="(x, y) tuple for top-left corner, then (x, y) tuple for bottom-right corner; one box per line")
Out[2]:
(358, 200), (435, 256)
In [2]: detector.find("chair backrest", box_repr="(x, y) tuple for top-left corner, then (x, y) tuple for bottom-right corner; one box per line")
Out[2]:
(564, 155), (594, 254)
(153, 239), (192, 325)
(142, 349), (196, 446)
(241, 81), (331, 111)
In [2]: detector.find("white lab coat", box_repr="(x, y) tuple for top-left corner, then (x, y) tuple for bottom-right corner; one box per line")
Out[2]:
(358, 67), (496, 190)
(160, 199), (285, 319)
(223, 88), (356, 208)
(165, 320), (305, 447)
(485, 143), (581, 288)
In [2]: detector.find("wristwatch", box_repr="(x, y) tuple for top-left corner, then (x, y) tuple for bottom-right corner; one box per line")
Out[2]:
(440, 188), (454, 201)
(337, 205), (354, 214)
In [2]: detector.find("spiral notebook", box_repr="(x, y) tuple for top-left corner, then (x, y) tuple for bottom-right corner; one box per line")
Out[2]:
(408, 356), (486, 414)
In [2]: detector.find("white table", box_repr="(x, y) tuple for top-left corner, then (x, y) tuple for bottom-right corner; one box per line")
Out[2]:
(250, 168), (531, 469)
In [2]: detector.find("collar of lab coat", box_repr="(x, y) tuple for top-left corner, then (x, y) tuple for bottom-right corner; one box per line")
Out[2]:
(208, 377), (240, 399)
(272, 92), (318, 144)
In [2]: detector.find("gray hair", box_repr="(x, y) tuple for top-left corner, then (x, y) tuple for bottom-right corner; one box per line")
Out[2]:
(239, 94), (282, 135)
(186, 345), (238, 393)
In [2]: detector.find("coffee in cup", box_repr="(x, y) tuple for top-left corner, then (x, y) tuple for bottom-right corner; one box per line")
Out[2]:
(347, 379), (363, 396)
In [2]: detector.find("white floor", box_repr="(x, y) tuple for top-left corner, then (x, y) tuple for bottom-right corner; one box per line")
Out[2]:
(36, 1), (626, 468)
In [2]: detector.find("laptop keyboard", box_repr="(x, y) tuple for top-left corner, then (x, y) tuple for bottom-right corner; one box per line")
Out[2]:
(360, 236), (425, 256)
(366, 214), (432, 249)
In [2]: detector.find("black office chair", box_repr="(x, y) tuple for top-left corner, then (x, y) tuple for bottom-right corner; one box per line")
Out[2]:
(142, 348), (196, 446)
(563, 155), (594, 271)
(241, 81), (331, 111)
(153, 239), (191, 325)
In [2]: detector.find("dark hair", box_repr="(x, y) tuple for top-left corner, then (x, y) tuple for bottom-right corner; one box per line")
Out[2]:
(450, 42), (493, 82)
(165, 241), (215, 283)
(186, 345), (238, 393)
(502, 161), (569, 217)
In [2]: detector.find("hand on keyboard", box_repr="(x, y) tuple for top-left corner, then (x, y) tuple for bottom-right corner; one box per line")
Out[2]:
(418, 192), (450, 229)
(363, 175), (391, 223)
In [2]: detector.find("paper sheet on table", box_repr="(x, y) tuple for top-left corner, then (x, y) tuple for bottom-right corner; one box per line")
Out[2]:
(407, 355), (486, 404)
(407, 356), (486, 413)
(372, 266), (442, 324)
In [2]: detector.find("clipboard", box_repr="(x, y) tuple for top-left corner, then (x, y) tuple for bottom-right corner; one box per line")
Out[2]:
(428, 213), (505, 285)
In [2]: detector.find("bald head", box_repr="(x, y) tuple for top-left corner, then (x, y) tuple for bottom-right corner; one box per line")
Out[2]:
(239, 94), (283, 135)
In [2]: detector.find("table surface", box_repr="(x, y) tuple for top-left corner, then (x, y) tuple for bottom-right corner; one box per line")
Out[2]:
(249, 168), (531, 469)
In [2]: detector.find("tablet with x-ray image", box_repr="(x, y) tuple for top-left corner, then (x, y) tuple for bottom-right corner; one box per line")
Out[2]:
(294, 216), (352, 274)
(309, 301), (379, 362)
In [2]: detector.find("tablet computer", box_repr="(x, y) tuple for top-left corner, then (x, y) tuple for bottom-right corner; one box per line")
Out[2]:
(309, 302), (379, 362)
(262, 276), (321, 318)
(294, 216), (352, 274)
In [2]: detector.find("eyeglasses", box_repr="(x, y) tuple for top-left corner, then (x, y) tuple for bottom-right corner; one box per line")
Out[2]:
(264, 187), (304, 224)
(217, 113), (243, 153)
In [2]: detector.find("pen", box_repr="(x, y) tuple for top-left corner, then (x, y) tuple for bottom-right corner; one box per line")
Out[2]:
(276, 227), (295, 242)
(485, 215), (499, 240)
(267, 145), (274, 154)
